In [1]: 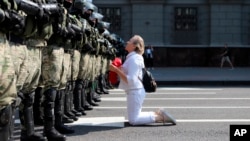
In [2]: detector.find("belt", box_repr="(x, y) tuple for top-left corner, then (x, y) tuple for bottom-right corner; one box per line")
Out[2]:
(64, 49), (73, 54)
(25, 39), (47, 47)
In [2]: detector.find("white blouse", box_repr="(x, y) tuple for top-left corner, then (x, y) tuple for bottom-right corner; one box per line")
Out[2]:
(118, 51), (144, 91)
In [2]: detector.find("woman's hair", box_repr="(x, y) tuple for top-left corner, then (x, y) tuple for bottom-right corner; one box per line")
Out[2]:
(133, 35), (145, 55)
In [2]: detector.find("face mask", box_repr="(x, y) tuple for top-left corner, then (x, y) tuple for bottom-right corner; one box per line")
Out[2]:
(63, 1), (72, 9)
(98, 29), (105, 34)
(88, 20), (95, 27)
(81, 12), (91, 19)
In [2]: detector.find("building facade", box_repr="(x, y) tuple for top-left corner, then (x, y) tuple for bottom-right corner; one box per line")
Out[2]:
(94, 0), (250, 67)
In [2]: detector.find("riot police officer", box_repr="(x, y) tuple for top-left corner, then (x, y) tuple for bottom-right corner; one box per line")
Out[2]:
(14, 0), (66, 140)
(0, 0), (24, 140)
(70, 0), (98, 114)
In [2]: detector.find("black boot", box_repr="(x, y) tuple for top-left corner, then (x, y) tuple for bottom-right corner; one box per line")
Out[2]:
(55, 90), (75, 134)
(18, 92), (47, 141)
(68, 82), (82, 117)
(64, 84), (78, 121)
(95, 77), (103, 94)
(34, 87), (44, 126)
(100, 74), (109, 94)
(43, 88), (66, 141)
(93, 95), (101, 102)
(82, 80), (93, 111)
(106, 71), (115, 89)
(73, 80), (87, 115)
(92, 80), (101, 103)
(87, 81), (99, 106)
(0, 103), (16, 141)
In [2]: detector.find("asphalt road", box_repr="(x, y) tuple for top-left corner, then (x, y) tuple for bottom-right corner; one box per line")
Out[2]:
(13, 86), (250, 141)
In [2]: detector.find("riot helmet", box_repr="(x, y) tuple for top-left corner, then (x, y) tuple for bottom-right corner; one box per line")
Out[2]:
(73, 0), (97, 19)
(97, 21), (110, 34)
(83, 2), (97, 12)
(81, 2), (97, 19)
(89, 12), (103, 27)
(89, 12), (103, 22)
(73, 0), (87, 13)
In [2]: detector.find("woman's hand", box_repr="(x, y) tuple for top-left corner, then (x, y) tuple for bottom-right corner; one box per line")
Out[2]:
(109, 63), (117, 72)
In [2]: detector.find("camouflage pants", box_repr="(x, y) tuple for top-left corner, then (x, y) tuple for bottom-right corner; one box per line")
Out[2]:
(89, 55), (96, 81)
(58, 52), (71, 90)
(71, 50), (81, 81)
(78, 53), (90, 80)
(101, 57), (108, 75)
(95, 55), (102, 77)
(21, 46), (43, 94)
(41, 45), (64, 91)
(0, 33), (17, 109)
(9, 44), (29, 91)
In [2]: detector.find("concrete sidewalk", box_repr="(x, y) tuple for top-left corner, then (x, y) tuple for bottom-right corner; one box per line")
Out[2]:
(150, 67), (250, 86)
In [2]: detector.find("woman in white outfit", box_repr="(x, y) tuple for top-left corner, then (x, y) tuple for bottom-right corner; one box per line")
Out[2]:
(109, 35), (176, 125)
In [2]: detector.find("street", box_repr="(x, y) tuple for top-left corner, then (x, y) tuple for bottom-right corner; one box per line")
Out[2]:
(14, 86), (250, 141)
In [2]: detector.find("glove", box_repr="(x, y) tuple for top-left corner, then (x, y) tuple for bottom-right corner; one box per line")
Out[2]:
(74, 32), (83, 41)
(56, 26), (68, 37)
(66, 24), (76, 39)
(1, 10), (25, 34)
(85, 29), (91, 37)
(82, 42), (94, 53)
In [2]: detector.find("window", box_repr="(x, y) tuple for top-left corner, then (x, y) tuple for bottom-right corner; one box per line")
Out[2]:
(98, 7), (121, 32)
(174, 7), (197, 31)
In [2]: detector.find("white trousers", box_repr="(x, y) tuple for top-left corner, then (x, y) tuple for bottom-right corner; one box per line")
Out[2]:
(126, 88), (155, 125)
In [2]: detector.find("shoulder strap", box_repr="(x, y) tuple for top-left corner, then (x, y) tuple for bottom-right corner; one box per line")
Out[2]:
(138, 68), (146, 82)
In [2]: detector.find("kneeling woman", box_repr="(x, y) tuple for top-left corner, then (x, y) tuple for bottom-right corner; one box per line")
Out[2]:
(109, 35), (176, 125)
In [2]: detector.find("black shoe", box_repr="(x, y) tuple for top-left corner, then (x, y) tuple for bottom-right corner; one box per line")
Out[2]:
(90, 102), (99, 106)
(64, 111), (75, 118)
(71, 109), (82, 117)
(80, 110), (87, 116)
(44, 128), (66, 141)
(65, 113), (78, 121)
(21, 133), (47, 141)
(75, 108), (87, 115)
(55, 125), (75, 134)
(83, 105), (93, 111)
(102, 89), (109, 94)
(63, 115), (74, 123)
(95, 89), (103, 94)
(94, 97), (101, 102)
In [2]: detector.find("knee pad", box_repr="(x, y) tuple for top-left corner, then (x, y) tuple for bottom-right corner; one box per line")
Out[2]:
(75, 80), (83, 89)
(0, 105), (12, 126)
(18, 92), (35, 107)
(44, 88), (57, 102)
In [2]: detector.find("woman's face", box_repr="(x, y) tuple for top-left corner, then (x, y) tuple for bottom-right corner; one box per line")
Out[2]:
(125, 37), (136, 53)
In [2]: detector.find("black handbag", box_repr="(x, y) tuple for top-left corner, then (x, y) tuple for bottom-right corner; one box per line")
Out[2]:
(139, 68), (157, 93)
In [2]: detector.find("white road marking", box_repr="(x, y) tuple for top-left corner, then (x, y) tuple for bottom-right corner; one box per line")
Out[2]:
(15, 118), (250, 127)
(15, 117), (126, 128)
(177, 119), (250, 122)
(156, 88), (223, 91)
(95, 106), (250, 109)
(109, 92), (217, 95)
(109, 88), (223, 92)
(65, 117), (125, 127)
(101, 97), (250, 101)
